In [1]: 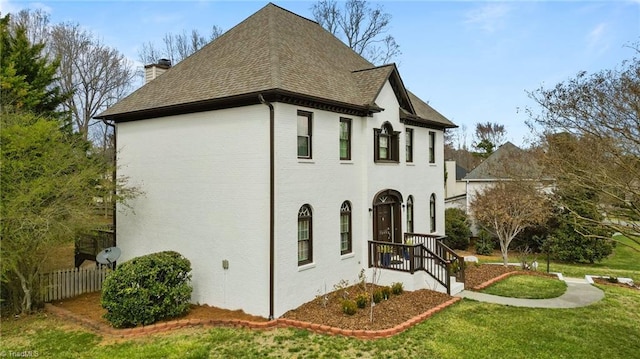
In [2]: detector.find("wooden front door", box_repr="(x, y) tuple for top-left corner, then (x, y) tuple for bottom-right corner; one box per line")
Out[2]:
(373, 190), (402, 243)
(376, 204), (393, 242)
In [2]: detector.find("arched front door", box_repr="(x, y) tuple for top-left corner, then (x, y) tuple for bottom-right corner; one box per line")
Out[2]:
(372, 189), (403, 243)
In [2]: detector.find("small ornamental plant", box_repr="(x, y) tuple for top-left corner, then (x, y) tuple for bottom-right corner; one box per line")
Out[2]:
(342, 299), (357, 315)
(381, 286), (392, 300)
(355, 293), (368, 309)
(391, 282), (404, 295)
(372, 289), (384, 304)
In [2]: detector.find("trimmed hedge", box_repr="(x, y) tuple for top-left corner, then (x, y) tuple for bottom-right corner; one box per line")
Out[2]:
(101, 251), (192, 328)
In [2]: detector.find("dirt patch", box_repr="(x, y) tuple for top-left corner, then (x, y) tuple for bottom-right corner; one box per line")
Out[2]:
(52, 291), (267, 327)
(52, 264), (527, 331)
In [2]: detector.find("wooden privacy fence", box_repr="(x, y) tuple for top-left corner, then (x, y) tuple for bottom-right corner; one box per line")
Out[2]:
(41, 266), (112, 302)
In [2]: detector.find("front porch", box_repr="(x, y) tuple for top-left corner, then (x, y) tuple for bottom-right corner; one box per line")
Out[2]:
(367, 233), (465, 295)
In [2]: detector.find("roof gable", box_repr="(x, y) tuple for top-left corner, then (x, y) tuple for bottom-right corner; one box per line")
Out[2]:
(464, 142), (540, 180)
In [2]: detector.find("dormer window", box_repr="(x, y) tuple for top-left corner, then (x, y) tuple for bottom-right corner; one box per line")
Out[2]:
(374, 122), (399, 163)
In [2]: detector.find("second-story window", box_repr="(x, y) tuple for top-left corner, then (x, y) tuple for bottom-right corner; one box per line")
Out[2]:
(374, 122), (399, 162)
(297, 110), (312, 158)
(428, 131), (435, 164)
(406, 128), (414, 163)
(339, 118), (351, 160)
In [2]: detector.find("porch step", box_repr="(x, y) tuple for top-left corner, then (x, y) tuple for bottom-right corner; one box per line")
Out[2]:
(449, 278), (464, 295)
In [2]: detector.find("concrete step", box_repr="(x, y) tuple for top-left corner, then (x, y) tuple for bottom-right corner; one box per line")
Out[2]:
(450, 278), (464, 295)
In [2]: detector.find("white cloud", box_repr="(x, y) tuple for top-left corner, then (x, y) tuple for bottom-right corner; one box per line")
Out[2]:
(586, 22), (609, 54)
(465, 3), (511, 33)
(0, 1), (52, 16)
(0, 0), (22, 14)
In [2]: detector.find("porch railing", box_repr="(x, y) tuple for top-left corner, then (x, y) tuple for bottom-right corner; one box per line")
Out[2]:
(367, 233), (465, 294)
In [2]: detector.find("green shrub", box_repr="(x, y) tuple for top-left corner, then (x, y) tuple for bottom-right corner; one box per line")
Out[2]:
(475, 241), (494, 255)
(475, 229), (495, 255)
(381, 286), (391, 300)
(342, 300), (357, 315)
(355, 293), (368, 308)
(101, 251), (193, 328)
(372, 289), (383, 303)
(444, 208), (472, 250)
(391, 282), (404, 295)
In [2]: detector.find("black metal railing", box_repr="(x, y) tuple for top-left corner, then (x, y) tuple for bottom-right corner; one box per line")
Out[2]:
(367, 233), (465, 294)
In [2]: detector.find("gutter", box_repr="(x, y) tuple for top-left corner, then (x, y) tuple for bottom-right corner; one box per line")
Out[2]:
(100, 119), (117, 250)
(258, 94), (275, 320)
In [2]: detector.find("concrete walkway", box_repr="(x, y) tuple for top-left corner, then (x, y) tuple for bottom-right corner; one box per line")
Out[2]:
(455, 276), (605, 308)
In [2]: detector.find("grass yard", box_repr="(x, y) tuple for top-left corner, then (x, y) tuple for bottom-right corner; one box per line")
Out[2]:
(2, 284), (639, 358)
(478, 235), (640, 282)
(3, 235), (639, 358)
(480, 274), (568, 299)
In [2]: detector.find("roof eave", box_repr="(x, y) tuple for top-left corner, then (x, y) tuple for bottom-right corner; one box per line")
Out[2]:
(95, 89), (382, 123)
(399, 111), (458, 130)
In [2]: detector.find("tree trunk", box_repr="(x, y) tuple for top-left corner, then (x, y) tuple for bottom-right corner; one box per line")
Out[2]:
(14, 269), (32, 314)
(500, 239), (509, 266)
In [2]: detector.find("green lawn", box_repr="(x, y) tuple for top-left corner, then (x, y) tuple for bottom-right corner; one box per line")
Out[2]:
(480, 274), (567, 299)
(2, 284), (640, 358)
(479, 235), (640, 281)
(2, 236), (639, 358)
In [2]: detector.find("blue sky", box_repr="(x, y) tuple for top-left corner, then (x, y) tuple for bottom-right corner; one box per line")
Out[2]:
(2, 0), (638, 147)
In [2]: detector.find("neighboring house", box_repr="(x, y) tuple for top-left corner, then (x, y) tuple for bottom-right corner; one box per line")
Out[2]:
(444, 160), (468, 210)
(96, 3), (459, 319)
(463, 142), (549, 233)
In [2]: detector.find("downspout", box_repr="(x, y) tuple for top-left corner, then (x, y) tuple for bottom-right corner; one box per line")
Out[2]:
(258, 94), (275, 320)
(100, 119), (117, 250)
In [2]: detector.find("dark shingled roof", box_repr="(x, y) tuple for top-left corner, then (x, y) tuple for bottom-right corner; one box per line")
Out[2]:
(464, 142), (541, 180)
(97, 3), (455, 129)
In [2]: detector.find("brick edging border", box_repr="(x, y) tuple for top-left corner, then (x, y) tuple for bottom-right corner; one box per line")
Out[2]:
(472, 271), (520, 291)
(44, 297), (461, 340)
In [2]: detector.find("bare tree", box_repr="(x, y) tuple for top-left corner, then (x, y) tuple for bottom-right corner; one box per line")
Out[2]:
(138, 25), (224, 65)
(9, 8), (50, 46)
(49, 22), (138, 141)
(312, 0), (400, 65)
(470, 181), (551, 265)
(528, 45), (640, 250)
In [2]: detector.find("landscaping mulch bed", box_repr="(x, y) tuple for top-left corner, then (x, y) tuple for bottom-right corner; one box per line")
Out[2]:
(593, 278), (640, 291)
(52, 264), (527, 331)
(281, 284), (452, 331)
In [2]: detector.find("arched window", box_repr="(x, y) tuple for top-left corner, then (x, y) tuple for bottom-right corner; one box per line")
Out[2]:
(298, 204), (313, 265)
(406, 196), (414, 233)
(374, 122), (399, 162)
(340, 201), (352, 255)
(430, 194), (436, 233)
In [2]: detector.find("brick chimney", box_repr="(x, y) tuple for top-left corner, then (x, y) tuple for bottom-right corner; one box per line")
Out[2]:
(144, 59), (171, 84)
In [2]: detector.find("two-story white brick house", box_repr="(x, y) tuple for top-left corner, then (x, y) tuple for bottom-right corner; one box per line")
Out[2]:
(96, 3), (460, 319)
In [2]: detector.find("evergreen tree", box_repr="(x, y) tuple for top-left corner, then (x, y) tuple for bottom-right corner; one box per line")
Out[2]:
(0, 14), (69, 125)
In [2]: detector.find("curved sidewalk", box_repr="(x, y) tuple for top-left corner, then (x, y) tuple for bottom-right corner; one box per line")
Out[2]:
(455, 277), (605, 308)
